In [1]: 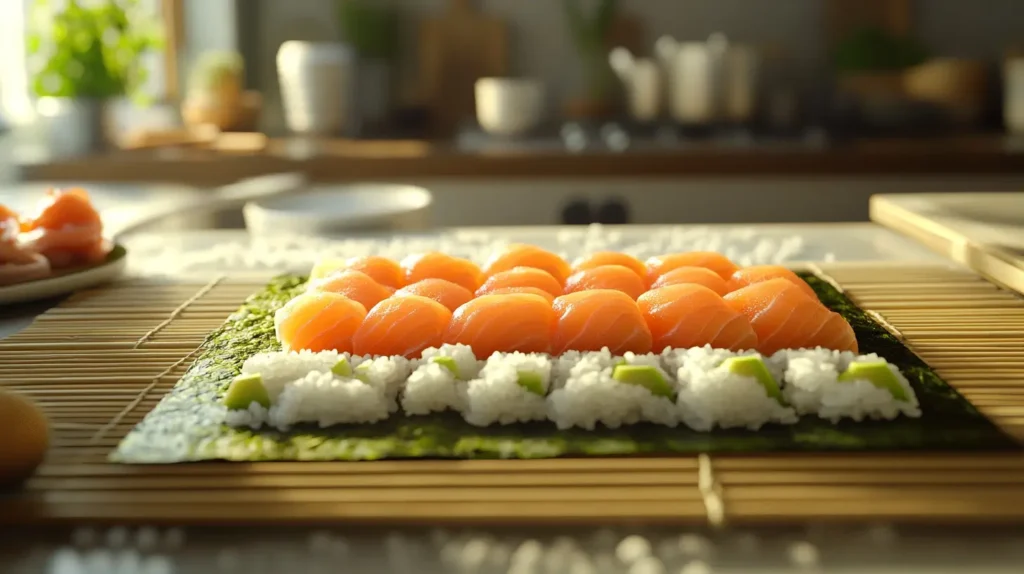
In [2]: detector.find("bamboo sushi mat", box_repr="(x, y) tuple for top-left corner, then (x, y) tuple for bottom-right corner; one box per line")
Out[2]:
(2, 263), (1024, 527)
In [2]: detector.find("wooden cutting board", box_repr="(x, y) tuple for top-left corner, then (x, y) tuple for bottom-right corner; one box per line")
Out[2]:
(419, 0), (510, 137)
(870, 192), (1024, 294)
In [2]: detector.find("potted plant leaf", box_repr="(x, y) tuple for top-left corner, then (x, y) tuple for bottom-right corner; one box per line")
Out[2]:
(336, 0), (398, 133)
(26, 0), (163, 154)
(563, 0), (619, 119)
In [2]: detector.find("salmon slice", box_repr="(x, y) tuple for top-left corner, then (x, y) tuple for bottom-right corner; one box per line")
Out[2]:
(571, 251), (647, 282)
(483, 286), (556, 303)
(19, 188), (108, 268)
(551, 289), (652, 355)
(649, 266), (729, 295)
(638, 284), (759, 352)
(445, 293), (556, 358)
(564, 264), (647, 300)
(0, 252), (51, 286)
(645, 251), (740, 283)
(476, 266), (563, 298)
(326, 255), (405, 288)
(352, 295), (453, 358)
(396, 278), (475, 312)
(723, 278), (858, 355)
(401, 252), (483, 292)
(275, 291), (368, 353)
(483, 243), (571, 285)
(726, 265), (817, 298)
(307, 270), (395, 312)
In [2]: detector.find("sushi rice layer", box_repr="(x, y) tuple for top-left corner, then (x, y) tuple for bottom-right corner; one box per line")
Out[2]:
(224, 344), (921, 432)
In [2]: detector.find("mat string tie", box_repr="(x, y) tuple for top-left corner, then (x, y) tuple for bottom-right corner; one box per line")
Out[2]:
(698, 454), (726, 529)
(133, 275), (226, 349)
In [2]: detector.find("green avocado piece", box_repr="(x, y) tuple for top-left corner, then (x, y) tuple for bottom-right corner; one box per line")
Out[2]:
(430, 356), (460, 378)
(223, 373), (271, 409)
(611, 364), (674, 399)
(516, 370), (546, 396)
(721, 356), (784, 404)
(331, 358), (353, 377)
(837, 361), (909, 401)
(353, 362), (372, 384)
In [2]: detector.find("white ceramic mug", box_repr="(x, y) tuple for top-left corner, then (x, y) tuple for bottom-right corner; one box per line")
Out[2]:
(474, 78), (546, 137)
(276, 41), (354, 135)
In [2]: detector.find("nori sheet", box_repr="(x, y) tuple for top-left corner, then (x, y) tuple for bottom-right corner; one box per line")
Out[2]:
(112, 273), (1018, 463)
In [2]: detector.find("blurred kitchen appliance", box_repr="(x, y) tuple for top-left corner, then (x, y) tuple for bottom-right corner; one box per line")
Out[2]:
(609, 48), (663, 123)
(474, 78), (546, 137)
(419, 0), (509, 137)
(655, 33), (760, 126)
(276, 41), (354, 136)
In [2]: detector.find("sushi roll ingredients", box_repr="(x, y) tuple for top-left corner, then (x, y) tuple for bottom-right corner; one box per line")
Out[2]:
(720, 355), (784, 405)
(444, 293), (557, 357)
(343, 255), (406, 289)
(547, 352), (679, 430)
(551, 290), (653, 355)
(611, 364), (674, 399)
(674, 347), (797, 431)
(650, 266), (729, 295)
(401, 252), (483, 292)
(476, 267), (563, 298)
(778, 349), (920, 422)
(306, 269), (395, 312)
(726, 265), (817, 298)
(401, 345), (478, 416)
(275, 292), (367, 353)
(269, 370), (392, 429)
(483, 243), (572, 284)
(395, 278), (475, 312)
(0, 205), (51, 286)
(645, 251), (740, 283)
(241, 350), (346, 400)
(353, 355), (413, 412)
(352, 295), (452, 358)
(223, 373), (271, 410)
(19, 188), (111, 268)
(462, 352), (552, 426)
(570, 251), (647, 282)
(483, 285), (556, 303)
(724, 278), (858, 354)
(638, 284), (759, 352)
(563, 265), (647, 300)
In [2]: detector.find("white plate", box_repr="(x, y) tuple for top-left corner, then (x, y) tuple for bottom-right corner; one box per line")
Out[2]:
(0, 243), (129, 306)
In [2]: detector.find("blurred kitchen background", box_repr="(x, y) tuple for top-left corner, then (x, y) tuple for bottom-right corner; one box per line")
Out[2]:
(1, 0), (1023, 228)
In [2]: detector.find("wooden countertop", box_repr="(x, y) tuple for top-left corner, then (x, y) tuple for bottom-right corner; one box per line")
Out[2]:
(16, 135), (1024, 186)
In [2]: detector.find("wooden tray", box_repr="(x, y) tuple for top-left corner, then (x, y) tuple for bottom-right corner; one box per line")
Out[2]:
(870, 193), (1024, 295)
(2, 263), (1024, 526)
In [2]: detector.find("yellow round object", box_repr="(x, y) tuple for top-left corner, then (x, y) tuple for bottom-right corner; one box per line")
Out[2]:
(0, 390), (50, 488)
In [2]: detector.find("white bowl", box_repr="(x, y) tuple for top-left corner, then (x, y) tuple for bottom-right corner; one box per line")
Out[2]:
(243, 184), (434, 236)
(475, 78), (546, 137)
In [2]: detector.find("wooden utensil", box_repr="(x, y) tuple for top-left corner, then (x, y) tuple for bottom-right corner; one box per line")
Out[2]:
(419, 0), (510, 137)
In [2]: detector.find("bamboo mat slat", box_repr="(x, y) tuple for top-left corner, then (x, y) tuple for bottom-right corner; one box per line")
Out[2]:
(1, 265), (1024, 527)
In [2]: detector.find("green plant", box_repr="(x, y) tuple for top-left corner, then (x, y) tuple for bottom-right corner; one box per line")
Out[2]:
(26, 0), (164, 100)
(562, 0), (619, 100)
(336, 0), (398, 60)
(833, 27), (929, 73)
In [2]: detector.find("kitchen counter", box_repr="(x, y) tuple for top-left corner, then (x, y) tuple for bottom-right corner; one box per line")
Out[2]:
(16, 135), (1024, 186)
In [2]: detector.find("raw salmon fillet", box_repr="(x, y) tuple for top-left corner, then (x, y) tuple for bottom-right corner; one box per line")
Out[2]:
(275, 291), (368, 353)
(723, 278), (858, 355)
(649, 266), (729, 295)
(563, 264), (647, 300)
(340, 255), (405, 288)
(638, 284), (758, 352)
(20, 188), (109, 268)
(396, 278), (475, 312)
(551, 289), (652, 355)
(483, 243), (571, 284)
(645, 251), (740, 283)
(571, 251), (647, 282)
(445, 293), (556, 357)
(476, 266), (563, 298)
(401, 252), (483, 292)
(352, 295), (453, 358)
(726, 265), (817, 298)
(484, 286), (556, 303)
(307, 270), (395, 312)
